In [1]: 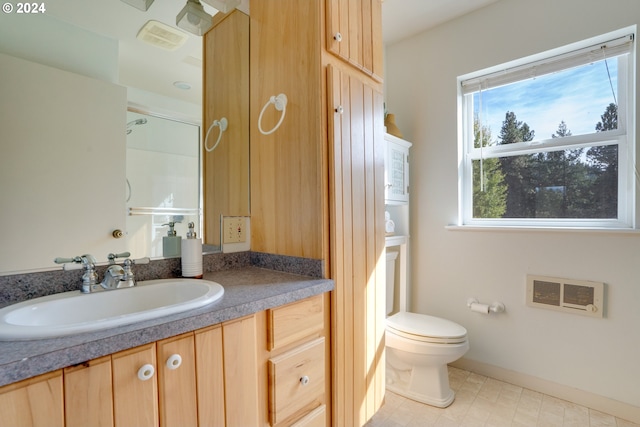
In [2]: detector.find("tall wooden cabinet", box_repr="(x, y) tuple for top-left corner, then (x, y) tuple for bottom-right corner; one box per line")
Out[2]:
(249, 1), (385, 425)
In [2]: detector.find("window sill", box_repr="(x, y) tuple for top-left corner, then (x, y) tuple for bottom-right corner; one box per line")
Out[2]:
(445, 225), (640, 235)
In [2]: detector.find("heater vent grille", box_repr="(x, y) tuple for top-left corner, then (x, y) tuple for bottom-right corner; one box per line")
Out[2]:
(137, 20), (188, 51)
(526, 275), (604, 318)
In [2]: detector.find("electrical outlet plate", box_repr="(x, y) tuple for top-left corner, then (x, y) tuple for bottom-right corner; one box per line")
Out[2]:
(222, 217), (246, 243)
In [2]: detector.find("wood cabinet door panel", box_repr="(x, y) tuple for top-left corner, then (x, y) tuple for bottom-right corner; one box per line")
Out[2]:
(223, 315), (260, 427)
(157, 333), (198, 427)
(112, 343), (159, 427)
(0, 370), (63, 427)
(195, 325), (226, 427)
(64, 356), (113, 427)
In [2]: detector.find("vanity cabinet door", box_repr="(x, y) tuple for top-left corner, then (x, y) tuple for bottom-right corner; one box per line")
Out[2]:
(195, 325), (226, 427)
(0, 370), (63, 427)
(222, 314), (261, 427)
(157, 333), (198, 427)
(112, 343), (159, 427)
(64, 356), (114, 427)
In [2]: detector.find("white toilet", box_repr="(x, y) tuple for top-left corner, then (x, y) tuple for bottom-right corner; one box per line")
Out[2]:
(385, 250), (469, 408)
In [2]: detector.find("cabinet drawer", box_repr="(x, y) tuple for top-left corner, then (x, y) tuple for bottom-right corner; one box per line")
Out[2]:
(269, 337), (325, 425)
(291, 404), (326, 427)
(268, 294), (324, 351)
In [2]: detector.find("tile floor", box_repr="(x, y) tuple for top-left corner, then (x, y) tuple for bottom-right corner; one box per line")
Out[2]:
(366, 367), (640, 427)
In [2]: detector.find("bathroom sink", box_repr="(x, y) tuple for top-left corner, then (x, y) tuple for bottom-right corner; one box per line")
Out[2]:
(0, 279), (224, 341)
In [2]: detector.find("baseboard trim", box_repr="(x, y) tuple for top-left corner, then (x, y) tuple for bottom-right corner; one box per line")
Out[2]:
(450, 358), (640, 424)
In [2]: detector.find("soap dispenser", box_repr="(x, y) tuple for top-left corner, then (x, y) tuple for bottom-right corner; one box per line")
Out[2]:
(162, 222), (182, 257)
(181, 222), (203, 278)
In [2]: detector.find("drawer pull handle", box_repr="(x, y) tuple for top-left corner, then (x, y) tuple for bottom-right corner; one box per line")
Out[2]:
(300, 375), (310, 386)
(137, 364), (155, 381)
(166, 354), (182, 370)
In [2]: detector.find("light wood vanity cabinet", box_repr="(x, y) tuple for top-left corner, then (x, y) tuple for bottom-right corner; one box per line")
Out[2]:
(0, 295), (329, 427)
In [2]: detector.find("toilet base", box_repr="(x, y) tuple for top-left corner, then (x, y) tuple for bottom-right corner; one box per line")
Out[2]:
(386, 356), (456, 408)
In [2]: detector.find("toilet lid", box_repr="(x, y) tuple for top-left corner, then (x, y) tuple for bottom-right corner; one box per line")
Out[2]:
(386, 312), (467, 343)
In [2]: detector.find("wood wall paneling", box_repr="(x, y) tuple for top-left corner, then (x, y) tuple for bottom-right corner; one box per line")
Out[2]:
(249, 0), (325, 259)
(203, 10), (250, 246)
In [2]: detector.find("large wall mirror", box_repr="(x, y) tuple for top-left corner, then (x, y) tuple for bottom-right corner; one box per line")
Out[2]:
(0, 8), (249, 275)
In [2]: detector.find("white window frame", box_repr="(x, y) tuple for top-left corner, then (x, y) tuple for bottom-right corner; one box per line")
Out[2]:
(457, 29), (636, 229)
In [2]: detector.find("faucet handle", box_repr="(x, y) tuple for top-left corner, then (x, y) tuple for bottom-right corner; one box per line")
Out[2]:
(54, 256), (81, 264)
(54, 254), (97, 269)
(107, 252), (131, 264)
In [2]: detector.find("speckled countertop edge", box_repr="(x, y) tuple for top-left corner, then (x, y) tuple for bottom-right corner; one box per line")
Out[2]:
(0, 267), (334, 387)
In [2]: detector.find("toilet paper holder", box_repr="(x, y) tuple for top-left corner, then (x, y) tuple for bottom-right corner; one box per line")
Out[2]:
(467, 298), (505, 314)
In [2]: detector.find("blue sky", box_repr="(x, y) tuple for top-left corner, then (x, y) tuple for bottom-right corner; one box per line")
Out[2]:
(474, 59), (618, 143)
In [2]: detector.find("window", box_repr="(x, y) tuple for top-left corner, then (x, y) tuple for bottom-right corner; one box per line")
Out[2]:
(458, 30), (635, 228)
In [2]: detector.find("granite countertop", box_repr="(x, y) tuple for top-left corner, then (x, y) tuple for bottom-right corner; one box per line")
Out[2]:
(0, 267), (334, 387)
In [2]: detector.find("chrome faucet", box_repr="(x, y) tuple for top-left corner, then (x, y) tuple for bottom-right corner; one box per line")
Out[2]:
(55, 252), (149, 293)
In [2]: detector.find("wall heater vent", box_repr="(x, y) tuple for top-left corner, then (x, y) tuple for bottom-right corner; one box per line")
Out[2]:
(526, 275), (604, 318)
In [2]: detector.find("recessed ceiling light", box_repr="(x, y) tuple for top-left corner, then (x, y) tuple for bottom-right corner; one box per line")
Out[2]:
(174, 81), (192, 90)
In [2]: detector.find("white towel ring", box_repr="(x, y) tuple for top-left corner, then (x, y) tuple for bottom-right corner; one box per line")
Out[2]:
(258, 94), (287, 135)
(204, 117), (228, 152)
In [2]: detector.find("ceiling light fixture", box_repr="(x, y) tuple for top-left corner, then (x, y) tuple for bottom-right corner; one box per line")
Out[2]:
(176, 0), (213, 36)
(173, 81), (192, 90)
(200, 0), (240, 13)
(121, 0), (154, 12)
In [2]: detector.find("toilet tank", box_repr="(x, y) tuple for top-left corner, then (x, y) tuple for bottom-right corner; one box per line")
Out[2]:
(386, 250), (399, 315)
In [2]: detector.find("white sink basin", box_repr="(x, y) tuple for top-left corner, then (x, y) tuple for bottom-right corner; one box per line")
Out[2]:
(0, 279), (224, 341)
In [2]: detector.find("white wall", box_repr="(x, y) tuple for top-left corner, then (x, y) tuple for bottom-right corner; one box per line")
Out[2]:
(385, 0), (640, 409)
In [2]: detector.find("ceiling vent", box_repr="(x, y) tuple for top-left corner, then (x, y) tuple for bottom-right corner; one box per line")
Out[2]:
(137, 20), (188, 51)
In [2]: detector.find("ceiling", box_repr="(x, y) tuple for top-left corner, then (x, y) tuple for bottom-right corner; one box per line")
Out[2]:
(44, 0), (496, 106)
(382, 0), (498, 45)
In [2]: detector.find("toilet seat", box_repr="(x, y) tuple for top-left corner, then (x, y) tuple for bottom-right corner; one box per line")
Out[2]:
(386, 312), (467, 344)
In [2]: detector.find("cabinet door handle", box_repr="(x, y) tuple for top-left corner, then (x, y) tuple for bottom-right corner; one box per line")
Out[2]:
(300, 375), (310, 386)
(335, 106), (344, 114)
(334, 32), (342, 42)
(166, 354), (182, 370)
(137, 364), (155, 381)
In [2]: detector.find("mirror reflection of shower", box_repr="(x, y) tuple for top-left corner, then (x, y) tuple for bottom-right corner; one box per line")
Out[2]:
(126, 118), (147, 134)
(125, 110), (201, 259)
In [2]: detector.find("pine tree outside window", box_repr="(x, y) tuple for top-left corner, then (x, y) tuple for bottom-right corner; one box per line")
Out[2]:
(458, 29), (635, 229)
